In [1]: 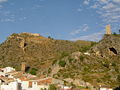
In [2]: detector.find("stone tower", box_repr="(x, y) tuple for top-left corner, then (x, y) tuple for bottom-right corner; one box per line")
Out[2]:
(106, 24), (112, 35)
(21, 62), (26, 72)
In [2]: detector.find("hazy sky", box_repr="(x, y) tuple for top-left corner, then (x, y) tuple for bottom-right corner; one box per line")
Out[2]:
(0, 0), (120, 42)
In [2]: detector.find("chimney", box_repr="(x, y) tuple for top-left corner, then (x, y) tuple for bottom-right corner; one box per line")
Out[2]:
(21, 62), (26, 73)
(106, 24), (112, 35)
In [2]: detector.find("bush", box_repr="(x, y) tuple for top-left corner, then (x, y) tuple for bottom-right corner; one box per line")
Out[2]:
(52, 60), (57, 65)
(61, 52), (69, 58)
(48, 36), (54, 40)
(63, 73), (69, 78)
(59, 60), (66, 67)
(79, 56), (85, 61)
(91, 42), (97, 47)
(117, 75), (120, 82)
(113, 32), (117, 35)
(48, 68), (52, 73)
(29, 68), (38, 75)
(68, 58), (74, 63)
(114, 86), (120, 90)
(49, 84), (57, 90)
(41, 88), (47, 90)
(79, 46), (91, 52)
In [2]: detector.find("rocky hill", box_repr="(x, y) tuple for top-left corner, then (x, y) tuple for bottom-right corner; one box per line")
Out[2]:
(53, 34), (120, 88)
(0, 33), (94, 74)
(0, 33), (120, 89)
(90, 34), (120, 57)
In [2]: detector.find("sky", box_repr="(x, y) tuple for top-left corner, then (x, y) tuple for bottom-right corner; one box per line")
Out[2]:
(0, 0), (120, 43)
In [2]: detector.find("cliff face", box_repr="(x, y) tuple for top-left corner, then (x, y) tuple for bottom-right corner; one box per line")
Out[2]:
(90, 35), (120, 57)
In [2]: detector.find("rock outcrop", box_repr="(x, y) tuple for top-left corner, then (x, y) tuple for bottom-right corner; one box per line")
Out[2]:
(90, 35), (120, 57)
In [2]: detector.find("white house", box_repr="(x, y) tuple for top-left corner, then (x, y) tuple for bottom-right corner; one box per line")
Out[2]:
(100, 88), (113, 90)
(60, 85), (72, 90)
(0, 81), (18, 90)
(20, 81), (29, 90)
(2, 67), (15, 73)
(0, 72), (5, 77)
(18, 78), (47, 90)
(28, 81), (49, 90)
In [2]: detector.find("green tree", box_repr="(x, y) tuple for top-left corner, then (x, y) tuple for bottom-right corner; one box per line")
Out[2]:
(59, 60), (66, 67)
(119, 29), (120, 34)
(79, 56), (85, 61)
(29, 68), (38, 75)
(117, 75), (120, 82)
(79, 46), (91, 52)
(48, 36), (51, 39)
(113, 32), (117, 35)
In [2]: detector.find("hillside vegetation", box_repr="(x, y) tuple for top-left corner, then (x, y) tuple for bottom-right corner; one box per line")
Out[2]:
(52, 34), (120, 88)
(0, 33), (94, 74)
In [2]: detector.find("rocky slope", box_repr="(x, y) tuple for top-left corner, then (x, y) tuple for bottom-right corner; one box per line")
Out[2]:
(52, 35), (120, 88)
(0, 33), (93, 74)
(90, 34), (120, 57)
(0, 33), (120, 88)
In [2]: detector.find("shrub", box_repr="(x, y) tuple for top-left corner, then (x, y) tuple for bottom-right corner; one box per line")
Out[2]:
(114, 86), (120, 90)
(113, 32), (117, 35)
(112, 63), (116, 67)
(48, 36), (54, 40)
(79, 56), (85, 61)
(52, 60), (57, 65)
(41, 88), (47, 90)
(29, 68), (38, 75)
(63, 73), (69, 78)
(48, 68), (52, 73)
(103, 63), (109, 68)
(79, 46), (91, 52)
(59, 60), (66, 67)
(49, 84), (57, 90)
(68, 58), (74, 63)
(117, 75), (120, 82)
(61, 52), (69, 58)
(91, 42), (97, 47)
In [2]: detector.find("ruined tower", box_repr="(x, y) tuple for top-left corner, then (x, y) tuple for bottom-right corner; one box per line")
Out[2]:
(106, 24), (112, 35)
(21, 62), (26, 73)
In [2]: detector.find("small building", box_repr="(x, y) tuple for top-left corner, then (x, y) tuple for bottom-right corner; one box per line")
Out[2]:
(84, 52), (90, 55)
(99, 85), (113, 90)
(0, 81), (18, 90)
(100, 88), (113, 90)
(0, 76), (18, 90)
(60, 85), (73, 90)
(1, 67), (15, 73)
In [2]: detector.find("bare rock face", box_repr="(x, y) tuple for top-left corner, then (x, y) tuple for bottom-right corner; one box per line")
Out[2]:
(90, 35), (120, 57)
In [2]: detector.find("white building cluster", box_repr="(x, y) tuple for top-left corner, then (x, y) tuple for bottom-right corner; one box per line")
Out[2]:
(0, 67), (64, 90)
(0, 67), (114, 90)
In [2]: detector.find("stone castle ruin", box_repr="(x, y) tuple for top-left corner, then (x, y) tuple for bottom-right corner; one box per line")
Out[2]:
(19, 32), (40, 37)
(106, 24), (112, 35)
